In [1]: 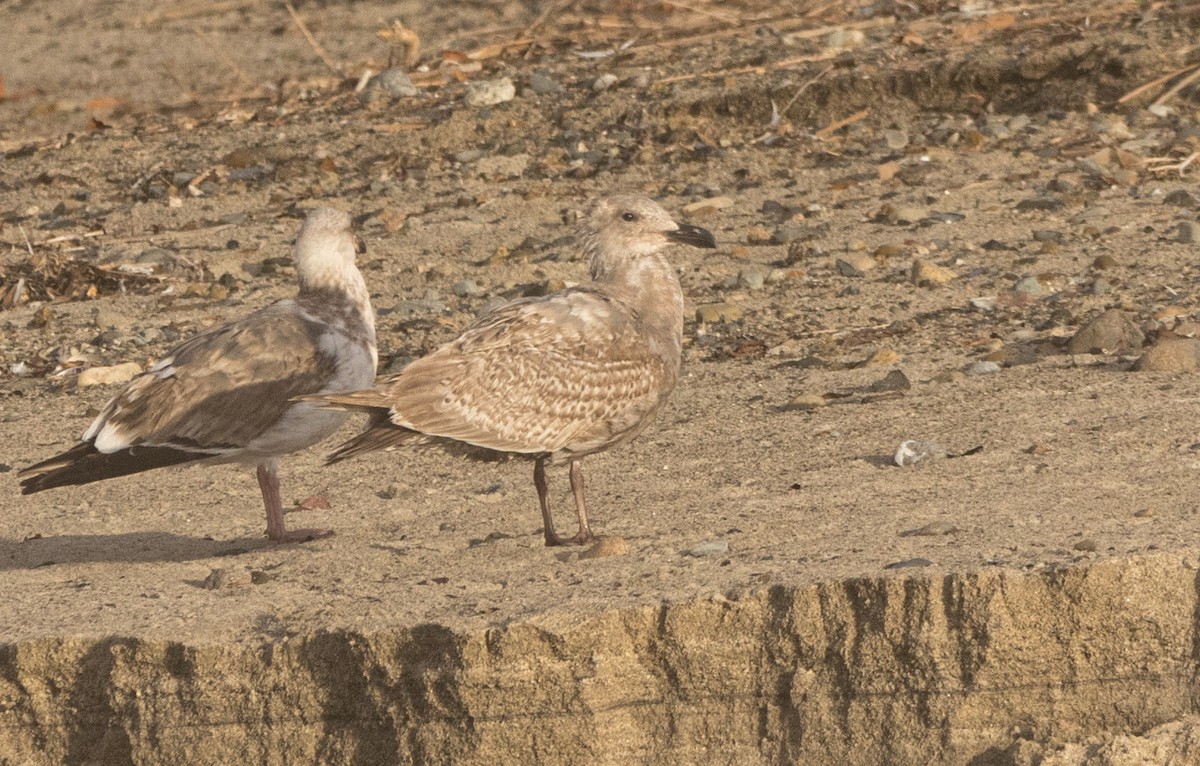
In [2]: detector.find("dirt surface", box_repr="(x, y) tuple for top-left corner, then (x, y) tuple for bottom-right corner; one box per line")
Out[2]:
(4, 0), (1200, 763)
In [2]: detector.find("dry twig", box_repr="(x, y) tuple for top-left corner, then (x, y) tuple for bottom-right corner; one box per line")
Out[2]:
(284, 0), (340, 75)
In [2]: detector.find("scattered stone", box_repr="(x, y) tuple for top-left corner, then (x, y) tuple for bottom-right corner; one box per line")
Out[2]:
(786, 394), (827, 411)
(737, 269), (765, 290)
(1013, 276), (1042, 294)
(1133, 336), (1200, 372)
(1175, 221), (1200, 244)
(1163, 189), (1199, 208)
(894, 439), (947, 467)
(686, 540), (730, 557)
(1091, 254), (1118, 270)
(592, 73), (619, 91)
(77, 362), (142, 387)
(464, 77), (516, 107)
(965, 361), (1001, 376)
(1032, 229), (1066, 243)
(368, 68), (418, 99)
(888, 205), (930, 225)
(899, 521), (959, 537)
(1073, 539), (1098, 552)
(695, 303), (742, 323)
(579, 537), (630, 559)
(883, 129), (908, 150)
(527, 71), (562, 95)
(969, 297), (996, 312)
(824, 29), (865, 51)
(745, 225), (773, 245)
(1067, 310), (1144, 355)
(1016, 196), (1064, 212)
(884, 558), (933, 570)
(682, 196), (734, 217)
(837, 253), (875, 276)
(1091, 278), (1112, 295)
(910, 259), (956, 285)
(452, 279), (483, 298)
(864, 349), (903, 370)
(203, 567), (253, 591)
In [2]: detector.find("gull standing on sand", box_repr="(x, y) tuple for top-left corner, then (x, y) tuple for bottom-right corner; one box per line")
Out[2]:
(19, 208), (378, 543)
(305, 193), (716, 546)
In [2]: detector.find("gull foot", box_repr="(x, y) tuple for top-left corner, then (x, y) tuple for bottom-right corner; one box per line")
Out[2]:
(269, 527), (335, 543)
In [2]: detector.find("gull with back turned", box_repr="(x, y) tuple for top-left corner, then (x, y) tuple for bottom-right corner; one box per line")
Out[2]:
(18, 208), (378, 542)
(306, 193), (716, 545)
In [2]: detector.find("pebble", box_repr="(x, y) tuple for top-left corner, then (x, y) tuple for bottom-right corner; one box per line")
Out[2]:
(695, 303), (742, 323)
(592, 73), (619, 91)
(686, 540), (730, 557)
(965, 361), (1001, 376)
(1091, 254), (1118, 270)
(910, 259), (956, 285)
(837, 253), (875, 276)
(969, 297), (996, 312)
(1073, 539), (1098, 553)
(1092, 278), (1112, 295)
(579, 537), (630, 559)
(884, 558), (933, 570)
(900, 521), (959, 537)
(464, 77), (516, 107)
(368, 68), (419, 99)
(1162, 189), (1199, 208)
(888, 205), (930, 225)
(1013, 276), (1042, 294)
(737, 269), (765, 290)
(77, 362), (142, 387)
(527, 71), (562, 95)
(1032, 229), (1065, 244)
(682, 196), (734, 217)
(1175, 221), (1200, 244)
(883, 129), (908, 150)
(1067, 309), (1144, 355)
(745, 226), (773, 244)
(894, 439), (947, 466)
(824, 29), (865, 51)
(203, 567), (254, 591)
(452, 279), (483, 298)
(1133, 336), (1200, 372)
(1016, 196), (1064, 212)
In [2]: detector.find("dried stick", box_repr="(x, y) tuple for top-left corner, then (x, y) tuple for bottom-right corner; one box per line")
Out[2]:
(1117, 64), (1195, 104)
(1153, 64), (1200, 106)
(284, 0), (340, 74)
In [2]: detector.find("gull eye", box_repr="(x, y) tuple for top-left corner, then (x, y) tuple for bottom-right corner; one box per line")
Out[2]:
(621, 211), (639, 222)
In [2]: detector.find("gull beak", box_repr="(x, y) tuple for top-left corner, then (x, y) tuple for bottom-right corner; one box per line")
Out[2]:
(665, 221), (717, 249)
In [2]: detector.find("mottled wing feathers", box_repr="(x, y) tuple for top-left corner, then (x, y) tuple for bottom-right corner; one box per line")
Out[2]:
(90, 301), (342, 453)
(377, 289), (673, 456)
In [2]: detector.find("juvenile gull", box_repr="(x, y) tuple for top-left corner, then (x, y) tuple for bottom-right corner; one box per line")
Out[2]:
(306, 194), (716, 546)
(18, 208), (378, 543)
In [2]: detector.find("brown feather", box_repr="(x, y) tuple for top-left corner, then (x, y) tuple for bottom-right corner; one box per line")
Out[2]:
(19, 442), (209, 494)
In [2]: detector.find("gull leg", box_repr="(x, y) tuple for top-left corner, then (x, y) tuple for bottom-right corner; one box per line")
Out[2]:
(535, 456), (567, 546)
(568, 460), (594, 545)
(258, 462), (333, 543)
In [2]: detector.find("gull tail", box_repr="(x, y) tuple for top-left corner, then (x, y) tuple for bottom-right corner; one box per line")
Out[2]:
(18, 442), (208, 495)
(326, 413), (426, 464)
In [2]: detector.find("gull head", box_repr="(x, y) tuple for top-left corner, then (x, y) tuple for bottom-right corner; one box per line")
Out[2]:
(294, 207), (365, 292)
(579, 194), (716, 281)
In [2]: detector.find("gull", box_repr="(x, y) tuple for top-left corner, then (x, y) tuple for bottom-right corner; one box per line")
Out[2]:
(19, 208), (378, 543)
(305, 193), (716, 546)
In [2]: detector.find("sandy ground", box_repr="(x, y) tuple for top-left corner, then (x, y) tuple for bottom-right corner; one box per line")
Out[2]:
(4, 0), (1200, 760)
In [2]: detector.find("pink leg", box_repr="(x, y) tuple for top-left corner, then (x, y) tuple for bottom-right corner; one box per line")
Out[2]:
(534, 456), (566, 546)
(567, 460), (594, 546)
(257, 463), (333, 543)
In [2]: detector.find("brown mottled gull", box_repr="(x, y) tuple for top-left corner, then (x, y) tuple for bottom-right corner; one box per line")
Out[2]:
(18, 208), (378, 543)
(305, 194), (716, 546)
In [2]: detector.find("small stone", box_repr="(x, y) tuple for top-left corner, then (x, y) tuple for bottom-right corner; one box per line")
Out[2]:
(592, 73), (619, 91)
(452, 279), (483, 298)
(369, 68), (419, 99)
(786, 394), (827, 411)
(1091, 278), (1112, 295)
(1013, 276), (1042, 294)
(890, 205), (930, 225)
(1032, 229), (1066, 243)
(1016, 196), (1064, 212)
(1091, 254), (1118, 270)
(1133, 336), (1200, 372)
(737, 269), (765, 290)
(77, 362), (142, 387)
(965, 361), (1001, 376)
(1073, 539), (1098, 552)
(1163, 189), (1199, 208)
(969, 297), (997, 312)
(682, 196), (734, 217)
(883, 129), (908, 150)
(686, 540), (730, 557)
(579, 537), (630, 559)
(824, 29), (865, 51)
(203, 567), (253, 591)
(527, 71), (562, 95)
(884, 558), (933, 570)
(838, 253), (875, 276)
(894, 439), (947, 467)
(464, 77), (516, 107)
(1174, 221), (1200, 244)
(1067, 310), (1144, 355)
(910, 259), (956, 285)
(899, 521), (959, 537)
(695, 303), (742, 323)
(745, 225), (773, 245)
